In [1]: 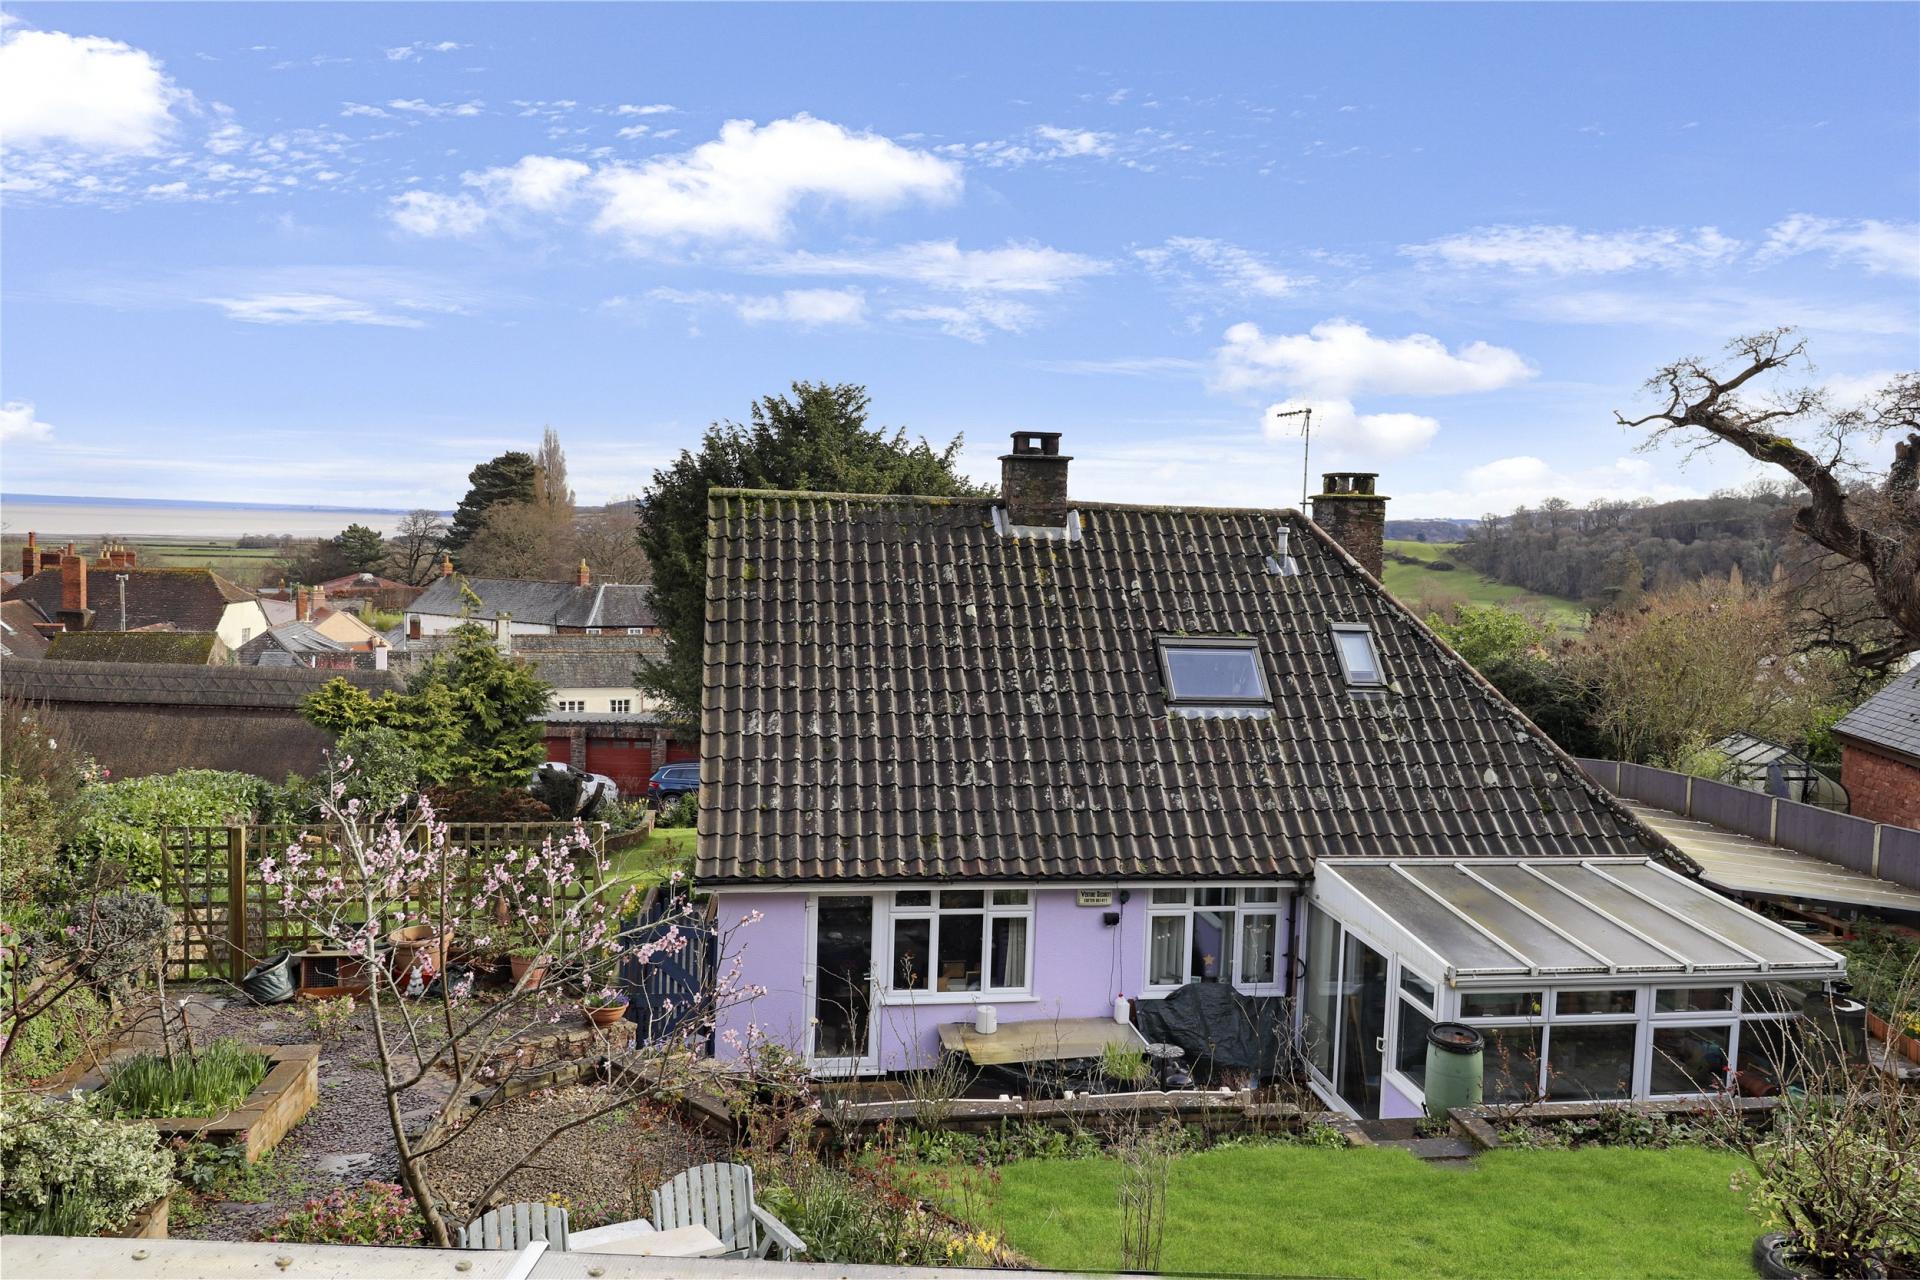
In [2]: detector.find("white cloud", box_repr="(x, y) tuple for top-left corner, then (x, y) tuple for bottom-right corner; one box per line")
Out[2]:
(340, 102), (391, 118)
(1213, 319), (1534, 397)
(389, 189), (489, 236)
(888, 299), (1036, 342)
(385, 40), (466, 61)
(943, 124), (1122, 168)
(1403, 224), (1741, 274)
(772, 240), (1107, 293)
(1263, 398), (1438, 457)
(1136, 237), (1304, 299)
(387, 98), (484, 119)
(467, 154), (590, 212)
(1758, 214), (1920, 279)
(0, 25), (183, 152)
(615, 103), (675, 116)
(616, 124), (650, 140)
(592, 115), (960, 243)
(645, 286), (868, 328)
(200, 292), (433, 327)
(1398, 454), (1702, 518)
(0, 400), (54, 444)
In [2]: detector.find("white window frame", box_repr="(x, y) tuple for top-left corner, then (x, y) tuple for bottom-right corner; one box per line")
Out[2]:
(554, 698), (586, 713)
(585, 627), (603, 636)
(1330, 622), (1386, 688)
(610, 698), (632, 714)
(1143, 885), (1287, 997)
(1384, 962), (1440, 1109)
(882, 888), (1033, 1003)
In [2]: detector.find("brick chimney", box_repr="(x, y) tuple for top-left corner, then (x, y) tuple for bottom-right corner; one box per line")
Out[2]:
(21, 532), (36, 579)
(1000, 431), (1072, 529)
(576, 559), (591, 588)
(295, 587), (311, 621)
(440, 551), (456, 578)
(56, 553), (93, 630)
(1310, 472), (1389, 579)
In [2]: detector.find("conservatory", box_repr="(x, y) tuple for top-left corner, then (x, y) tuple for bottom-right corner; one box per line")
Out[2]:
(1302, 857), (1847, 1120)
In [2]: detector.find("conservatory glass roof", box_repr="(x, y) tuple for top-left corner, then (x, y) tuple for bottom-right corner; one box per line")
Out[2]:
(1313, 858), (1844, 985)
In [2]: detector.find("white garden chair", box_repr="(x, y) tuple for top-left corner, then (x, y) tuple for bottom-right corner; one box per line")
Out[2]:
(457, 1201), (570, 1251)
(650, 1161), (806, 1260)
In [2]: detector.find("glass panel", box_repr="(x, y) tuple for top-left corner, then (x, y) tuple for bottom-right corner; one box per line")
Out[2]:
(1650, 1025), (1733, 1094)
(1556, 989), (1637, 1016)
(1482, 1026), (1544, 1103)
(1242, 887), (1280, 903)
(1192, 910), (1235, 983)
(1472, 865), (1678, 970)
(1149, 916), (1187, 987)
(1546, 1023), (1636, 1100)
(1164, 644), (1267, 701)
(1303, 905), (1339, 1078)
(1734, 1017), (1804, 1097)
(1396, 997), (1433, 1091)
(1400, 969), (1436, 1007)
(1656, 987), (1734, 1014)
(940, 890), (985, 910)
(990, 889), (1029, 907)
(1330, 867), (1526, 973)
(1241, 914), (1278, 985)
(1151, 888), (1188, 906)
(1405, 866), (1602, 971)
(895, 890), (932, 908)
(1603, 863), (1839, 970)
(814, 896), (873, 1059)
(1336, 933), (1389, 1117)
(891, 918), (931, 990)
(1461, 990), (1544, 1019)
(1742, 981), (1818, 1017)
(936, 913), (983, 991)
(1334, 628), (1382, 684)
(1196, 887), (1235, 907)
(990, 917), (1028, 989)
(1530, 866), (1752, 968)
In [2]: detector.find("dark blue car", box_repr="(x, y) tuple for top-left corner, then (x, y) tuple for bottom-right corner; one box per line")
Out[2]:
(648, 763), (701, 804)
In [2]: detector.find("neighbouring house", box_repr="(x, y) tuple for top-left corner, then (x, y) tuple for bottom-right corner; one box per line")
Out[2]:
(1833, 669), (1920, 828)
(236, 621), (382, 671)
(4, 540), (271, 652)
(402, 557), (657, 639)
(0, 598), (51, 659)
(313, 571), (423, 613)
(44, 630), (234, 665)
(1, 658), (397, 780)
(702, 434), (1844, 1117)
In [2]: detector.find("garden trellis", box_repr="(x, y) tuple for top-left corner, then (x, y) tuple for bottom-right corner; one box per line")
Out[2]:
(158, 822), (606, 981)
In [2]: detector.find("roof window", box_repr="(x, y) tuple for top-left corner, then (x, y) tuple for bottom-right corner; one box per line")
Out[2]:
(1331, 623), (1385, 687)
(1158, 637), (1272, 707)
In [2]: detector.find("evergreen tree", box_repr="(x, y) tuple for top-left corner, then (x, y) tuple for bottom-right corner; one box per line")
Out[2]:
(446, 451), (537, 554)
(333, 523), (388, 575)
(636, 382), (986, 717)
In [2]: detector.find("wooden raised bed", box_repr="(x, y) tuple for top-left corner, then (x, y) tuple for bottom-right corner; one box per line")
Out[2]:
(104, 1194), (170, 1240)
(136, 1044), (320, 1162)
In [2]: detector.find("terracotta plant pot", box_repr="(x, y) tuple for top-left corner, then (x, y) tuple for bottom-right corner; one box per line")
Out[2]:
(584, 997), (629, 1028)
(388, 925), (452, 985)
(508, 954), (548, 988)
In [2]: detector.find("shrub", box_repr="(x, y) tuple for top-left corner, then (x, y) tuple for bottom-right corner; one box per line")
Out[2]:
(0, 1094), (174, 1236)
(658, 792), (698, 828)
(99, 1038), (267, 1118)
(0, 983), (109, 1084)
(0, 694), (93, 813)
(72, 770), (264, 888)
(0, 777), (66, 902)
(261, 1181), (427, 1246)
(301, 996), (357, 1042)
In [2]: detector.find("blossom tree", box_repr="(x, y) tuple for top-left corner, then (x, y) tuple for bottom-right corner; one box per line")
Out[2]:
(261, 755), (764, 1246)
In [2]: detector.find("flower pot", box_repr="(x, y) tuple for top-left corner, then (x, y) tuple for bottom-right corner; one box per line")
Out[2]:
(388, 925), (452, 985)
(509, 954), (548, 988)
(584, 997), (629, 1028)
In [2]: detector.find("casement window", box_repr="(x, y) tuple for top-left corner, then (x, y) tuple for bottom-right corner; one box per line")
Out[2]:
(1156, 637), (1272, 708)
(1330, 623), (1385, 687)
(610, 698), (632, 714)
(1145, 887), (1283, 993)
(555, 699), (587, 713)
(585, 627), (604, 636)
(887, 889), (1032, 995)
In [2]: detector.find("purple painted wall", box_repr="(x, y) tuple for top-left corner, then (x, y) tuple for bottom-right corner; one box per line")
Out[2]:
(1380, 1074), (1425, 1120)
(713, 887), (1296, 1075)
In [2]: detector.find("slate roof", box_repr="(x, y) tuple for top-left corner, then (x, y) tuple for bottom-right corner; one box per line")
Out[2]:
(408, 575), (655, 630)
(235, 622), (351, 665)
(2, 657), (396, 708)
(0, 600), (50, 659)
(1833, 669), (1920, 766)
(5, 567), (255, 632)
(44, 631), (230, 665)
(697, 490), (1680, 886)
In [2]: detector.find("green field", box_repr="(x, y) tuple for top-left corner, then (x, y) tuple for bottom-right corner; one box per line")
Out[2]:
(916, 1145), (1760, 1280)
(1381, 540), (1587, 628)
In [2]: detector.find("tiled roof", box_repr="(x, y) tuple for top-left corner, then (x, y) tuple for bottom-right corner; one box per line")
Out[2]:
(44, 631), (227, 664)
(1834, 669), (1920, 765)
(697, 490), (1680, 886)
(395, 632), (663, 689)
(0, 600), (50, 659)
(2, 657), (396, 708)
(408, 575), (655, 629)
(236, 622), (351, 664)
(5, 567), (255, 632)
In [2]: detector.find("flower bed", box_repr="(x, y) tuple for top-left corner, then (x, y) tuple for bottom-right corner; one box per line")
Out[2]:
(77, 1044), (320, 1163)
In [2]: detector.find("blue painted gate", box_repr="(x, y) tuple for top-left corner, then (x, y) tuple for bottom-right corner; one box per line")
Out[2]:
(618, 890), (717, 1046)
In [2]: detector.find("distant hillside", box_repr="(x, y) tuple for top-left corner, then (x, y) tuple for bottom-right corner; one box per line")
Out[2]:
(1455, 489), (1798, 607)
(1384, 518), (1478, 542)
(1381, 540), (1587, 628)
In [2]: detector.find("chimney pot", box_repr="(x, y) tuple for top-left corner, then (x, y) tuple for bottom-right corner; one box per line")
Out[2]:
(1309, 471), (1389, 579)
(440, 551), (455, 578)
(21, 532), (36, 580)
(1000, 431), (1073, 529)
(295, 587), (311, 622)
(576, 558), (591, 588)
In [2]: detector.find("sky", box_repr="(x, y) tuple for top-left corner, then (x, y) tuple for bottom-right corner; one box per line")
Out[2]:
(2, 2), (1916, 520)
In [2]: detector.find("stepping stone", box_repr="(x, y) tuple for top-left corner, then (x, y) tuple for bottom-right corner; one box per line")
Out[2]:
(316, 1153), (374, 1176)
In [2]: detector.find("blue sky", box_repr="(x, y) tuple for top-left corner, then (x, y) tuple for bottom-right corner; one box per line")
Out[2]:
(3, 2), (1916, 520)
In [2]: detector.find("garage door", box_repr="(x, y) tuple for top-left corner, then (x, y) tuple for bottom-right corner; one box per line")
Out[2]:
(544, 736), (571, 764)
(586, 737), (652, 794)
(664, 740), (699, 765)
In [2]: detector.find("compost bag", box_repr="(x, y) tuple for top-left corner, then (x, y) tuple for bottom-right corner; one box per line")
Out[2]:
(1135, 982), (1289, 1079)
(240, 950), (295, 1005)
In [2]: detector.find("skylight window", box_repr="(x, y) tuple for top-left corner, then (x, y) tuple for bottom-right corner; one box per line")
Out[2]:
(1331, 623), (1385, 687)
(1158, 637), (1272, 706)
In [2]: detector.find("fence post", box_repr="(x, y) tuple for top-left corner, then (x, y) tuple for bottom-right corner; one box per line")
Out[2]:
(227, 825), (249, 984)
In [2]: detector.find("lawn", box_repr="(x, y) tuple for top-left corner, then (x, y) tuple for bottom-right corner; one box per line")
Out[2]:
(1381, 540), (1587, 630)
(608, 824), (696, 888)
(917, 1144), (1759, 1279)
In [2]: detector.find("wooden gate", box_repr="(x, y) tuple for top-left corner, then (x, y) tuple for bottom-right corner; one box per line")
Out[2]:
(619, 890), (716, 1046)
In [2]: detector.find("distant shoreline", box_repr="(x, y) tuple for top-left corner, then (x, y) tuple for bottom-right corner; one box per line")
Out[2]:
(0, 495), (447, 539)
(2, 493), (435, 515)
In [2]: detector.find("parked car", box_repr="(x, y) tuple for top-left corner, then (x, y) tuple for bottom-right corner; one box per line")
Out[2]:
(530, 762), (620, 814)
(648, 763), (701, 805)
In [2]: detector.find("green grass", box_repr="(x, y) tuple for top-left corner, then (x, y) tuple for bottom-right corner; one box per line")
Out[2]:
(608, 824), (697, 888)
(1382, 540), (1587, 629)
(918, 1145), (1759, 1279)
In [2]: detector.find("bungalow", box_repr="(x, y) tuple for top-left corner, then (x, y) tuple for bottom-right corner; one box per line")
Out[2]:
(402, 559), (656, 640)
(702, 433), (1844, 1118)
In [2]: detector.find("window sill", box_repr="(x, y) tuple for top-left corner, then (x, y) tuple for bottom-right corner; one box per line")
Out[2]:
(877, 991), (1037, 1007)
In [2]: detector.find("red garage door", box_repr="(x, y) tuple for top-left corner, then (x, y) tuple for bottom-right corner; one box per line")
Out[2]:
(586, 737), (653, 794)
(544, 736), (571, 764)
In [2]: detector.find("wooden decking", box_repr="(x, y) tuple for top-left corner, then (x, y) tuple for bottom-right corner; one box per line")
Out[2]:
(936, 1015), (1147, 1066)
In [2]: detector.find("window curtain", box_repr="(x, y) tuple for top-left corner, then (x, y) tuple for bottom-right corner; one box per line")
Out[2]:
(1149, 917), (1185, 986)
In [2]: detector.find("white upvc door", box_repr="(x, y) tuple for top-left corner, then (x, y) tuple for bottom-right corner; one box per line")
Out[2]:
(803, 894), (882, 1076)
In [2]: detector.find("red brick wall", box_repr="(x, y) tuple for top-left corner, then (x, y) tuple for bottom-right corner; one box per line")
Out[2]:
(1842, 743), (1920, 828)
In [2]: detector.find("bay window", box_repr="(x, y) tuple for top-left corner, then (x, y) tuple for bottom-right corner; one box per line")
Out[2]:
(888, 889), (1030, 995)
(1146, 887), (1284, 991)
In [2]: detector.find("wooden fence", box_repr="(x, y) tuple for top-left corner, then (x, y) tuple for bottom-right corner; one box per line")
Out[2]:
(158, 822), (606, 982)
